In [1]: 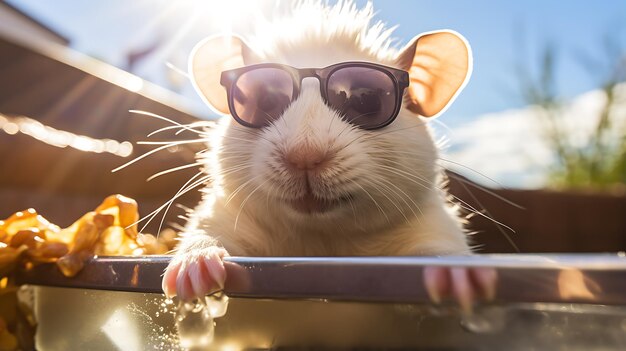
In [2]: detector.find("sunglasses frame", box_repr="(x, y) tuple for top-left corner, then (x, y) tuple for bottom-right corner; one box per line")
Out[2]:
(220, 61), (410, 130)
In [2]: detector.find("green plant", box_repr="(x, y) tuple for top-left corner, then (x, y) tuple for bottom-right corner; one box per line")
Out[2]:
(518, 40), (626, 190)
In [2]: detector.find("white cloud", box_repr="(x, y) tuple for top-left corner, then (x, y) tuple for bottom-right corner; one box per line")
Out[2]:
(439, 85), (626, 189)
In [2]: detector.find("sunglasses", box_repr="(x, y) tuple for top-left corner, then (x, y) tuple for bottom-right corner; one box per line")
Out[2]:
(220, 62), (410, 130)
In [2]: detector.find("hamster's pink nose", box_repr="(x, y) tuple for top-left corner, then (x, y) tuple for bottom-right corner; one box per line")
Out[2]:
(284, 147), (329, 170)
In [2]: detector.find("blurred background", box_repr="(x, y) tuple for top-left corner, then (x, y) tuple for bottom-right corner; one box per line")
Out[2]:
(0, 0), (625, 253)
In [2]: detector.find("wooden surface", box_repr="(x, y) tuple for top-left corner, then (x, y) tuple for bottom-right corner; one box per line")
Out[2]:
(0, 33), (204, 231)
(448, 176), (626, 253)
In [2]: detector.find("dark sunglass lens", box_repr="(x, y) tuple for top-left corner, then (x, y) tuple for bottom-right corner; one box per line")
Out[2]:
(232, 68), (294, 127)
(326, 67), (397, 129)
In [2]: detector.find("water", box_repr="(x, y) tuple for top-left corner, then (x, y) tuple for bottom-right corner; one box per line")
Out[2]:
(206, 292), (229, 318)
(175, 293), (230, 350)
(128, 298), (181, 351)
(31, 287), (626, 350)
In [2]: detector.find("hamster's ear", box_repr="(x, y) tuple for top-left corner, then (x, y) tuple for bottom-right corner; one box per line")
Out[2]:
(190, 35), (261, 114)
(396, 30), (472, 117)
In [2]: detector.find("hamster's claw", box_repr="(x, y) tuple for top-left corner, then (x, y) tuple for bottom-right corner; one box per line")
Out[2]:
(423, 266), (497, 314)
(162, 246), (228, 301)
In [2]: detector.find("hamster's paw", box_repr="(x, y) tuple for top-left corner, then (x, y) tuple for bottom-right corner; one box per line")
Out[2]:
(162, 246), (228, 301)
(423, 266), (497, 314)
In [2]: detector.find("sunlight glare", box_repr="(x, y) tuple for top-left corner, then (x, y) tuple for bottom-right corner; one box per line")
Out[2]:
(178, 0), (259, 36)
(120, 75), (145, 93)
(0, 113), (134, 157)
(101, 308), (141, 351)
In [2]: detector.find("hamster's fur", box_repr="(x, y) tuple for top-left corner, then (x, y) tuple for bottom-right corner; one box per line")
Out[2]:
(183, 1), (469, 257)
(164, 0), (474, 302)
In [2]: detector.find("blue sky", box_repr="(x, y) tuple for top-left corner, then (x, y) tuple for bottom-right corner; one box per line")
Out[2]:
(371, 1), (626, 121)
(7, 0), (626, 123)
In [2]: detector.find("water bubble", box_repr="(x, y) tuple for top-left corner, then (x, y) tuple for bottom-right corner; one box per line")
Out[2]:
(173, 293), (231, 348)
(191, 300), (205, 313)
(176, 299), (215, 349)
(206, 292), (229, 318)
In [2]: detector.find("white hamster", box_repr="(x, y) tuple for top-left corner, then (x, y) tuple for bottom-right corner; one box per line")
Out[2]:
(163, 1), (494, 311)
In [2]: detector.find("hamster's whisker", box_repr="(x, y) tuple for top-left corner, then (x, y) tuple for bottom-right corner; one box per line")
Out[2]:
(376, 159), (443, 193)
(255, 107), (275, 122)
(113, 137), (207, 173)
(334, 116), (358, 141)
(447, 172), (524, 210)
(212, 150), (253, 158)
(362, 178), (410, 223)
(368, 149), (433, 157)
(147, 125), (186, 138)
(453, 175), (521, 253)
(453, 200), (515, 233)
(333, 112), (383, 150)
(376, 177), (424, 222)
(165, 61), (190, 78)
(231, 125), (267, 139)
(218, 135), (265, 144)
(362, 121), (429, 139)
(213, 164), (252, 179)
(213, 155), (250, 163)
(368, 170), (424, 222)
(336, 111), (378, 140)
(225, 173), (265, 206)
(211, 171), (252, 188)
(375, 164), (432, 190)
(438, 157), (506, 189)
(136, 138), (207, 146)
(148, 122), (214, 138)
(347, 194), (358, 226)
(147, 173), (208, 226)
(370, 149), (522, 209)
(376, 163), (512, 231)
(379, 165), (502, 228)
(429, 117), (455, 137)
(234, 178), (272, 231)
(232, 128), (263, 138)
(212, 172), (251, 188)
(112, 142), (186, 173)
(278, 112), (291, 131)
(349, 180), (390, 224)
(153, 172), (213, 235)
(265, 180), (277, 211)
(267, 120), (286, 139)
(211, 162), (252, 175)
(129, 109), (206, 135)
(326, 110), (338, 135)
(333, 121), (429, 156)
(147, 162), (203, 182)
(374, 154), (518, 240)
(131, 171), (207, 233)
(213, 155), (250, 169)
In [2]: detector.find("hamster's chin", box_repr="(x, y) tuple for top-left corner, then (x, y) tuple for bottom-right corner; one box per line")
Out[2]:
(288, 193), (352, 215)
